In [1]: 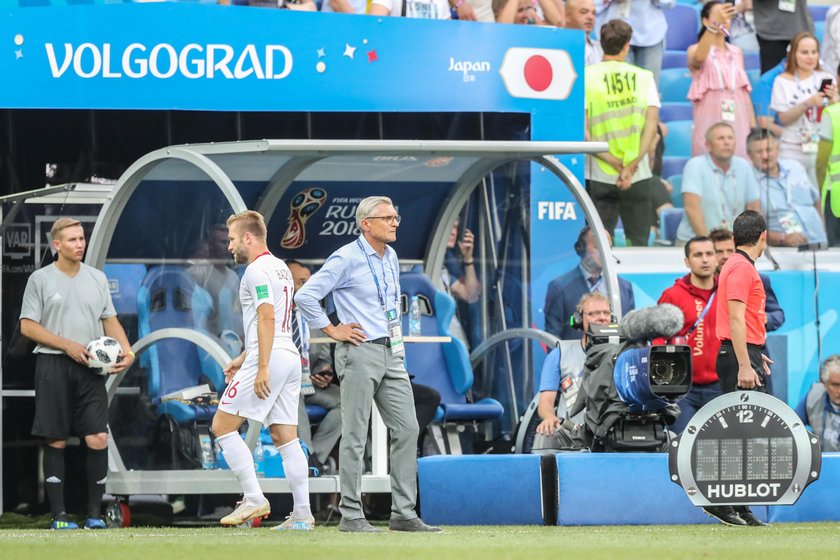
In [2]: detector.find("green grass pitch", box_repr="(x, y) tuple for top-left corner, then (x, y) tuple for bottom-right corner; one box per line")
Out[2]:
(0, 524), (838, 560)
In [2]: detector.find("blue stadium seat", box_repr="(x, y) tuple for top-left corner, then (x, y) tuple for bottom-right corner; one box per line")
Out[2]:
(815, 21), (825, 44)
(400, 272), (503, 452)
(675, 0), (698, 4)
(662, 50), (687, 69)
(661, 156), (689, 179)
(659, 207), (685, 244)
(667, 174), (683, 207)
(742, 51), (760, 70)
(809, 5), (829, 22)
(663, 119), (693, 158)
(660, 102), (693, 122)
(665, 4), (701, 51)
(659, 68), (692, 103)
(747, 68), (761, 89)
(137, 266), (223, 424)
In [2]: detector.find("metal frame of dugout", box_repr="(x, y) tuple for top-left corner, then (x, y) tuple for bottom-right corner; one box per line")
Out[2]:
(4, 140), (621, 504)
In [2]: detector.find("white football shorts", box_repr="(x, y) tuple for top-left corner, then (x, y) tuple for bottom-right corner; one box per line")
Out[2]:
(218, 348), (301, 426)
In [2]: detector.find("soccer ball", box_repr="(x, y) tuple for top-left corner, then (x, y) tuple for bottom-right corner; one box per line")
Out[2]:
(86, 336), (122, 374)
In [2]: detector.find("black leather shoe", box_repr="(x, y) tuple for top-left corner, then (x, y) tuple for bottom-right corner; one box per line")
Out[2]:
(703, 506), (747, 526)
(734, 506), (771, 527)
(389, 517), (442, 532)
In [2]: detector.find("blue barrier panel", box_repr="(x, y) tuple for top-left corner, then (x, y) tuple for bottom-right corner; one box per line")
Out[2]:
(768, 453), (840, 523)
(418, 455), (544, 525)
(555, 453), (768, 526)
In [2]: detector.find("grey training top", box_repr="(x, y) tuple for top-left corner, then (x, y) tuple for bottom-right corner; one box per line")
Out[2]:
(20, 262), (117, 355)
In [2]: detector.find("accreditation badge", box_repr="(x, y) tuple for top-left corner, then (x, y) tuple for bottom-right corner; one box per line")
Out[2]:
(777, 0), (795, 13)
(386, 308), (405, 356)
(721, 99), (736, 123)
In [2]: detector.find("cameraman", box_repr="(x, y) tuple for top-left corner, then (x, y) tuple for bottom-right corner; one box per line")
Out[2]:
(535, 293), (613, 439)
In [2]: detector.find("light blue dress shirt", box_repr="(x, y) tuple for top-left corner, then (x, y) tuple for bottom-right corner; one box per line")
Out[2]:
(294, 235), (400, 340)
(676, 155), (761, 242)
(595, 0), (674, 48)
(755, 158), (827, 245)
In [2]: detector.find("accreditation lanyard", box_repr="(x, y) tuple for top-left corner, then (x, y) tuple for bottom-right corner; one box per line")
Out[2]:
(357, 239), (405, 355)
(687, 293), (715, 336)
(710, 46), (737, 93)
(712, 161), (736, 225)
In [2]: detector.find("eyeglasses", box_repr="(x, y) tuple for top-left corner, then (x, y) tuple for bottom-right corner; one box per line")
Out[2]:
(366, 215), (402, 225)
(584, 310), (612, 318)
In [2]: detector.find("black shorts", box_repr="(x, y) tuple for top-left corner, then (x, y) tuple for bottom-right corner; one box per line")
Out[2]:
(31, 353), (109, 440)
(716, 340), (767, 394)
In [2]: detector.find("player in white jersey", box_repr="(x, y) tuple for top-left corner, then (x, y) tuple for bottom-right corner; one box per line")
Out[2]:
(211, 210), (313, 531)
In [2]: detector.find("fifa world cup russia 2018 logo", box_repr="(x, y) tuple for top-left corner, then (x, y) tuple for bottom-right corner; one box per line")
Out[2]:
(281, 188), (327, 250)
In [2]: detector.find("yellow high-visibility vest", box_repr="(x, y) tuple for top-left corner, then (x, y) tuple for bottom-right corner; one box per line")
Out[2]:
(824, 103), (840, 218)
(585, 59), (653, 176)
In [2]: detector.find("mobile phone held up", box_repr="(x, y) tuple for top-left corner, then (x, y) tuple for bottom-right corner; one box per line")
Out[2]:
(821, 78), (833, 94)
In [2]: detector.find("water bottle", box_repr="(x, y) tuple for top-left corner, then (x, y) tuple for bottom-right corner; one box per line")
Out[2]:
(254, 439), (265, 478)
(409, 295), (421, 337)
(199, 433), (216, 470)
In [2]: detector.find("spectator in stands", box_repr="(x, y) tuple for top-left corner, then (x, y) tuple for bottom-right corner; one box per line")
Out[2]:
(534, 292), (613, 443)
(493, 0), (563, 26)
(817, 66), (840, 247)
(687, 1), (756, 160)
(823, 8), (840, 83)
(594, 0), (674, 84)
(709, 227), (785, 333)
(585, 19), (660, 246)
(795, 355), (840, 452)
(221, 0), (316, 10)
(771, 32), (838, 186)
(726, 0), (759, 54)
(752, 0), (812, 74)
(657, 236), (720, 433)
(456, 0), (496, 22)
(370, 0), (451, 19)
(566, 0), (601, 66)
(752, 57), (786, 138)
(747, 128), (827, 247)
(287, 261), (342, 476)
(544, 225), (634, 340)
(189, 224), (243, 344)
(676, 122), (761, 244)
(440, 219), (480, 345)
(321, 0), (366, 14)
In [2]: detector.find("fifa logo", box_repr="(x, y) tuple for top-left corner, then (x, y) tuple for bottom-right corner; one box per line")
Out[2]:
(281, 187), (327, 249)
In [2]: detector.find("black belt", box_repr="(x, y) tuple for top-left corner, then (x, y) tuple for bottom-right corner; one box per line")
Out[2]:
(366, 337), (391, 347)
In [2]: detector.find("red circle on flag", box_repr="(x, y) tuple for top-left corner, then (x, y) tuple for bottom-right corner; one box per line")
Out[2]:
(523, 55), (552, 92)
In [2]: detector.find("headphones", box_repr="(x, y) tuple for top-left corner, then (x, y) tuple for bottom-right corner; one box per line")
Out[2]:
(574, 225), (591, 258)
(569, 301), (617, 331)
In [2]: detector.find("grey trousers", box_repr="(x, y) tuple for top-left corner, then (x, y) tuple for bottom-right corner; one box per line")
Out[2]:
(296, 383), (342, 465)
(335, 341), (419, 521)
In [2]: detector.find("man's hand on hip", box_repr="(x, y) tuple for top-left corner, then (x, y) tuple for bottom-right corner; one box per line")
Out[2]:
(323, 323), (366, 345)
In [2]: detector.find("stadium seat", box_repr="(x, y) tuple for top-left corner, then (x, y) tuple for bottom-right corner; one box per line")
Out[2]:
(747, 68), (761, 89)
(659, 207), (685, 244)
(663, 120), (693, 158)
(137, 266), (222, 425)
(659, 102), (693, 122)
(742, 51), (760, 70)
(809, 5), (829, 22)
(667, 174), (683, 207)
(659, 68), (692, 103)
(400, 272), (504, 453)
(662, 50), (687, 70)
(815, 21), (825, 44)
(665, 5), (701, 51)
(661, 156), (689, 178)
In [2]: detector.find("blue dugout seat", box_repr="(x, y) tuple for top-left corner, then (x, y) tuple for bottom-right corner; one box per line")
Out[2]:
(400, 272), (503, 452)
(137, 265), (224, 424)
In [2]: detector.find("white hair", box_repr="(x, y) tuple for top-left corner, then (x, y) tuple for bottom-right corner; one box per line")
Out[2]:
(821, 355), (840, 382)
(355, 196), (394, 228)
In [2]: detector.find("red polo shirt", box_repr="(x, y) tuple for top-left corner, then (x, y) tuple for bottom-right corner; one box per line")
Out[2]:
(716, 250), (766, 345)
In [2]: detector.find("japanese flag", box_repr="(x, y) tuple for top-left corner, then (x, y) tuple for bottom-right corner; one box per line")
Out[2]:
(499, 48), (577, 101)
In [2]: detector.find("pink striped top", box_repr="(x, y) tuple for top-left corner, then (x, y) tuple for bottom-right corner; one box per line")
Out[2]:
(688, 43), (753, 159)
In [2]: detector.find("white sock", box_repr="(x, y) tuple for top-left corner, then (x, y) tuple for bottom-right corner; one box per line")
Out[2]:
(217, 432), (264, 505)
(278, 438), (311, 518)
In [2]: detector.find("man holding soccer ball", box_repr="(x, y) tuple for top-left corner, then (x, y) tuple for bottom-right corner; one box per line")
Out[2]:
(19, 217), (134, 530)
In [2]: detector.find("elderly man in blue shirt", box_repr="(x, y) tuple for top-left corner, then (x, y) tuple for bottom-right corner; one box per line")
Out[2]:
(676, 122), (762, 244)
(294, 195), (440, 534)
(594, 0), (674, 84)
(746, 128), (827, 247)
